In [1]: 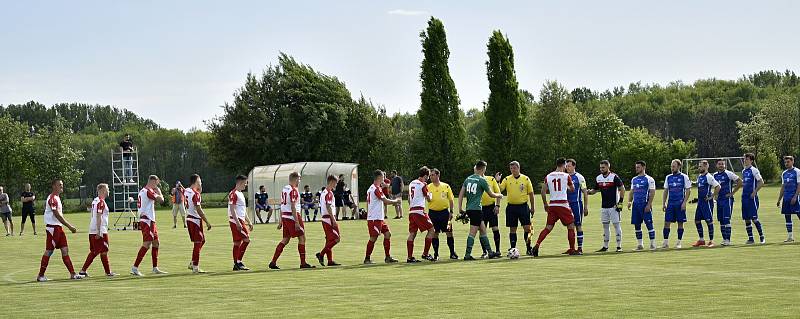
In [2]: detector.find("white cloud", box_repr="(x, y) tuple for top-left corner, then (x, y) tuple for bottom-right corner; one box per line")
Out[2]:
(387, 9), (429, 16)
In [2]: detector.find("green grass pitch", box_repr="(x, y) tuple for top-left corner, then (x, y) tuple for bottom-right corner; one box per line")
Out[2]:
(1, 185), (798, 318)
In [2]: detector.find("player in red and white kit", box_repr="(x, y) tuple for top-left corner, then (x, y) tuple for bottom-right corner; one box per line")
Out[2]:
(131, 175), (167, 276)
(269, 172), (315, 269)
(184, 174), (212, 273)
(406, 166), (436, 263)
(315, 174), (342, 267)
(79, 183), (115, 277)
(364, 170), (402, 264)
(229, 175), (253, 271)
(36, 179), (83, 282)
(532, 158), (580, 257)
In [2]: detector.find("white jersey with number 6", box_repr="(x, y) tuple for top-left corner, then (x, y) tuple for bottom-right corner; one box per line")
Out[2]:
(545, 171), (573, 208)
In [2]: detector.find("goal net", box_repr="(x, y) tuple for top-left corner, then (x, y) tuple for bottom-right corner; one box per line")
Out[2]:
(682, 156), (745, 181)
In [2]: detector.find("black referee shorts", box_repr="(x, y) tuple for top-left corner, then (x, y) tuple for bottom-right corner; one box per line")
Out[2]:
(505, 203), (531, 227)
(481, 205), (498, 228)
(429, 209), (450, 232)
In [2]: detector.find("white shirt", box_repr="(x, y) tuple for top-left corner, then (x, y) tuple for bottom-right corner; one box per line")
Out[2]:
(89, 197), (109, 234)
(185, 187), (202, 219)
(43, 193), (63, 226)
(138, 187), (158, 221)
(228, 189), (247, 221)
(366, 183), (385, 221)
(545, 171), (573, 208)
(280, 185), (300, 220)
(319, 188), (334, 219)
(408, 179), (431, 213)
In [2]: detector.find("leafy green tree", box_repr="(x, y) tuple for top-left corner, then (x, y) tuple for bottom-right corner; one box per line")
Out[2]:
(417, 17), (468, 184)
(482, 30), (525, 170)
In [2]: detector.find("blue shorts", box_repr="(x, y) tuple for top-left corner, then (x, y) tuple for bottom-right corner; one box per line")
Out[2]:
(716, 199), (733, 224)
(741, 196), (759, 220)
(569, 201), (583, 226)
(302, 203), (316, 210)
(255, 203), (270, 211)
(694, 200), (714, 222)
(665, 203), (686, 223)
(630, 202), (653, 225)
(781, 197), (800, 214)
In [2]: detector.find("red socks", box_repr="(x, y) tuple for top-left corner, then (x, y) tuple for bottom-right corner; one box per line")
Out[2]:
(536, 228), (552, 245)
(151, 247), (159, 267)
(567, 228), (576, 250)
(323, 239), (337, 262)
(38, 255), (50, 277)
(82, 252), (97, 272)
(407, 240), (414, 259)
(424, 237), (432, 255)
(365, 240), (375, 258)
(100, 254), (110, 274)
(271, 242), (286, 263)
(134, 246), (148, 267)
(192, 242), (203, 266)
(383, 238), (391, 257)
(299, 244), (307, 265)
(233, 243), (241, 263)
(238, 241), (249, 262)
(62, 255), (75, 275)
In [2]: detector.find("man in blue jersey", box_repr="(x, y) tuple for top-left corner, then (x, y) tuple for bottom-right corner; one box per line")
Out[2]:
(661, 159), (692, 249)
(565, 159), (588, 254)
(692, 160), (720, 248)
(254, 186), (273, 224)
(714, 159), (741, 246)
(301, 185), (317, 222)
(777, 155), (800, 242)
(741, 153), (766, 244)
(627, 161), (657, 251)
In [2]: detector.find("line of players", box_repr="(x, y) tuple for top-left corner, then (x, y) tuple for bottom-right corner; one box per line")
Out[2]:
(33, 153), (800, 280)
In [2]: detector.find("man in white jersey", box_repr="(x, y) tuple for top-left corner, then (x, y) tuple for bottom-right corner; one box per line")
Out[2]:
(184, 174), (212, 273)
(315, 175), (342, 266)
(364, 170), (402, 264)
(131, 175), (167, 276)
(406, 166), (435, 263)
(79, 183), (115, 277)
(532, 158), (579, 256)
(36, 179), (83, 282)
(229, 175), (253, 271)
(269, 172), (315, 269)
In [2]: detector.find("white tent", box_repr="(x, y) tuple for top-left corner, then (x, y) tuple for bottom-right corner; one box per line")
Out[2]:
(247, 162), (359, 223)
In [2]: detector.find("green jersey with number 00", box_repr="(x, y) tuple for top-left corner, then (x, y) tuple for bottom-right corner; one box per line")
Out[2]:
(463, 174), (490, 211)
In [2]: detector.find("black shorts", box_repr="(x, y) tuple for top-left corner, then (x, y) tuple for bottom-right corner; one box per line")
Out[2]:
(335, 196), (344, 208)
(344, 201), (356, 209)
(481, 205), (498, 228)
(429, 209), (450, 232)
(22, 207), (35, 223)
(506, 203), (531, 227)
(467, 210), (483, 227)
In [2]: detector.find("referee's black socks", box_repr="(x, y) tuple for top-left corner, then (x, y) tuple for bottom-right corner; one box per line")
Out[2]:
(509, 232), (518, 249)
(493, 230), (501, 252)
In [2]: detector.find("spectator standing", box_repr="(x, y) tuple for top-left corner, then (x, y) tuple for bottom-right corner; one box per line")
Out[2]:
(390, 171), (404, 219)
(119, 134), (136, 183)
(172, 181), (186, 228)
(20, 183), (37, 236)
(0, 186), (13, 236)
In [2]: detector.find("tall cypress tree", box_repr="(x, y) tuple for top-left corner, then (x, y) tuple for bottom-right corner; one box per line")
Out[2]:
(483, 30), (525, 170)
(417, 17), (467, 183)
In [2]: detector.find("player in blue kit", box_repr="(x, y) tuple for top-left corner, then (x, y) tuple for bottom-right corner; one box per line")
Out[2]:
(777, 155), (800, 243)
(661, 159), (691, 249)
(565, 159), (588, 254)
(627, 161), (657, 251)
(713, 159), (741, 246)
(692, 160), (720, 248)
(301, 185), (317, 222)
(741, 153), (765, 245)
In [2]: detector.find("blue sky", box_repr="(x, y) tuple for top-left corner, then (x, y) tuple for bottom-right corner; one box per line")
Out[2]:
(2, 0), (797, 129)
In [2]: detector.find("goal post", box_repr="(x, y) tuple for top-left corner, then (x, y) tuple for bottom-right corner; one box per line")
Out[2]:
(682, 156), (745, 181)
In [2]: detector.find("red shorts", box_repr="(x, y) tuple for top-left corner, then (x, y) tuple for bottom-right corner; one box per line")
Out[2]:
(368, 220), (390, 237)
(408, 212), (433, 233)
(281, 218), (305, 238)
(89, 233), (109, 254)
(546, 206), (575, 226)
(139, 220), (159, 242)
(322, 220), (340, 241)
(187, 219), (205, 242)
(45, 225), (68, 250)
(229, 219), (250, 242)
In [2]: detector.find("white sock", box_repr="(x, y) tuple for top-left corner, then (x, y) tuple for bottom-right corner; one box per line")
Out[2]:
(602, 223), (610, 248)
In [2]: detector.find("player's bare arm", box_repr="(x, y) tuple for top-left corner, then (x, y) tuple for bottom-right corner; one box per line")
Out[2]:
(662, 188), (668, 212)
(730, 178), (742, 197)
(457, 186), (465, 212)
(197, 204), (212, 230)
(681, 187), (691, 211)
(753, 177), (763, 199)
(540, 183), (549, 212)
(291, 196), (301, 230)
(582, 188), (589, 216)
(54, 207), (76, 233)
(646, 191), (655, 213)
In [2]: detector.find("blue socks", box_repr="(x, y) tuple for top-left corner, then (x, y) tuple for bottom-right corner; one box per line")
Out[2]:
(576, 231), (584, 248)
(707, 223), (714, 241)
(663, 228), (670, 239)
(677, 228), (684, 240)
(635, 224), (643, 240)
(754, 220), (764, 237)
(695, 222), (704, 240)
(645, 220), (655, 240)
(746, 222), (754, 240)
(786, 214), (794, 234)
